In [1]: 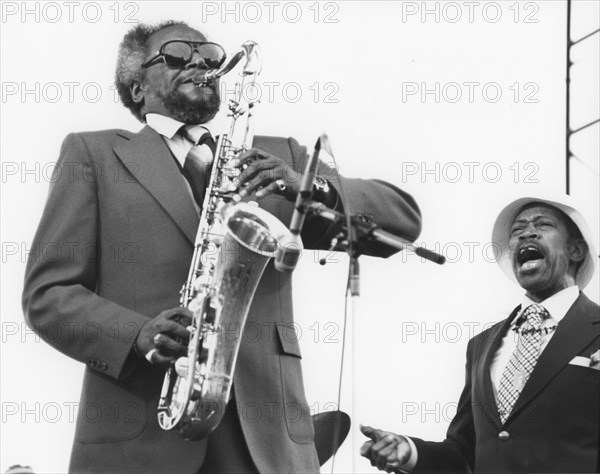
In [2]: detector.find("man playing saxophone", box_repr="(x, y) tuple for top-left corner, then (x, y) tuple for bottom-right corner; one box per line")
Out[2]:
(22, 21), (422, 473)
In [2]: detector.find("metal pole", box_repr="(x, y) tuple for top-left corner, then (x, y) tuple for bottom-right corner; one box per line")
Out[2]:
(566, 0), (572, 195)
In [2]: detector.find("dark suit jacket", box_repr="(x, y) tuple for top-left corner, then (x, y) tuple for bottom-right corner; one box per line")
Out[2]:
(22, 126), (422, 473)
(412, 293), (600, 474)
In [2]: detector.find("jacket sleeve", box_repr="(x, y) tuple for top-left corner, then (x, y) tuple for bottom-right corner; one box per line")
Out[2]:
(287, 137), (422, 257)
(21, 133), (149, 380)
(410, 340), (477, 474)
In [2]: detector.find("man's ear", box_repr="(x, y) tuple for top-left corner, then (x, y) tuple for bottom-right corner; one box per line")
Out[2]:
(568, 238), (588, 263)
(130, 82), (145, 105)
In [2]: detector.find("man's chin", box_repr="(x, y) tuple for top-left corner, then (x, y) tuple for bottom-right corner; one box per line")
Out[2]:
(169, 103), (219, 125)
(163, 90), (221, 124)
(516, 270), (553, 296)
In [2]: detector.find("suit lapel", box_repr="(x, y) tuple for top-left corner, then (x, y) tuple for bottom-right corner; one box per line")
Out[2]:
(114, 126), (199, 244)
(506, 293), (599, 423)
(475, 308), (519, 428)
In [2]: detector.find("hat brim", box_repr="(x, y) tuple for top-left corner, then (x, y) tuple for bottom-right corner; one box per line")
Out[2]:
(491, 196), (596, 289)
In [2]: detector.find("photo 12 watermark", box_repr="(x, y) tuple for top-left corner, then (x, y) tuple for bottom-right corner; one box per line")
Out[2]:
(198, 1), (340, 24)
(1, 1), (140, 24)
(400, 2), (540, 24)
(401, 82), (540, 104)
(399, 161), (540, 184)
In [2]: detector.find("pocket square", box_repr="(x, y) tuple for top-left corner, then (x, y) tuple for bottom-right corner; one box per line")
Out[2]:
(569, 351), (600, 370)
(569, 356), (591, 367)
(590, 350), (600, 369)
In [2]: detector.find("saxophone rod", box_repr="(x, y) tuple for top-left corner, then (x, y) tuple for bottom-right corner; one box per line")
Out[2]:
(307, 202), (446, 265)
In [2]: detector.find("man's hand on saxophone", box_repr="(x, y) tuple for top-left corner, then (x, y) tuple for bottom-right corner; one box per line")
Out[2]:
(234, 147), (302, 201)
(134, 307), (193, 366)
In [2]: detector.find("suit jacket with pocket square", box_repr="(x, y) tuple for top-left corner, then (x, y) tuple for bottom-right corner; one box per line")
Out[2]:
(412, 292), (600, 474)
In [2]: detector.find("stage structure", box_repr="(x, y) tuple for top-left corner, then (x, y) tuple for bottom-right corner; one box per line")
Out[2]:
(566, 0), (599, 194)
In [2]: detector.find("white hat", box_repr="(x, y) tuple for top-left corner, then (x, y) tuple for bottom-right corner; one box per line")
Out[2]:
(492, 196), (597, 289)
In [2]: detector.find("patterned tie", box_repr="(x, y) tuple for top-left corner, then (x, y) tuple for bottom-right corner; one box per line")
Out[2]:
(497, 303), (550, 423)
(181, 126), (216, 206)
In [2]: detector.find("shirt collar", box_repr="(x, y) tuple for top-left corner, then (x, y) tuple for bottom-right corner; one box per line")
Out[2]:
(511, 286), (580, 327)
(146, 113), (218, 141)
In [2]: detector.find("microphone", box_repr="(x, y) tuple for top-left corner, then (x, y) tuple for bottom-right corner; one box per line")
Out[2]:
(274, 135), (324, 272)
(290, 136), (321, 234)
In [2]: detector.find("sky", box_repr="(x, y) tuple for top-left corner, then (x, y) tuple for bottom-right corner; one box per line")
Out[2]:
(1, 1), (599, 472)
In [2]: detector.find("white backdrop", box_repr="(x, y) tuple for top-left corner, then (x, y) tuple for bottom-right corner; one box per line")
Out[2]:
(1, 1), (599, 473)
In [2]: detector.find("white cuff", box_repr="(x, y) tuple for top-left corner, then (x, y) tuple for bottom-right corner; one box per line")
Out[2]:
(145, 348), (158, 363)
(396, 435), (418, 472)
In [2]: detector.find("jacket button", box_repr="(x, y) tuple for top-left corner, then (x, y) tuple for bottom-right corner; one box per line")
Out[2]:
(498, 430), (510, 441)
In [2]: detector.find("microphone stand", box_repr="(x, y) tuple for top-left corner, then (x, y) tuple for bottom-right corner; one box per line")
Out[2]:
(284, 133), (446, 471)
(305, 201), (445, 473)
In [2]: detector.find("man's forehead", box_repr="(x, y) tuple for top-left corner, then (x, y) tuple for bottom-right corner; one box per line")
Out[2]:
(147, 25), (207, 50)
(513, 204), (562, 223)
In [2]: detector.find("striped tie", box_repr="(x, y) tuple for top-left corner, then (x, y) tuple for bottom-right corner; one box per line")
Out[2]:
(497, 303), (549, 423)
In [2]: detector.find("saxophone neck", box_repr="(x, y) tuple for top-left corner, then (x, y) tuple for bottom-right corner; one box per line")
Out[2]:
(204, 41), (261, 82)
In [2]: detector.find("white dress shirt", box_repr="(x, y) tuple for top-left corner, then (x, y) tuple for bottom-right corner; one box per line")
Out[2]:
(146, 113), (217, 166)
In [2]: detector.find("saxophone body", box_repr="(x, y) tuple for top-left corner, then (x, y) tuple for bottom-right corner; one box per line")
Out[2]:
(157, 41), (296, 440)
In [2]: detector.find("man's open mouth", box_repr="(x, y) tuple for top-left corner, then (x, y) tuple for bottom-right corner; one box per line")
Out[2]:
(517, 244), (545, 271)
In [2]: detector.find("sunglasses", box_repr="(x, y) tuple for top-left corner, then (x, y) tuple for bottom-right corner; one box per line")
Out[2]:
(142, 40), (226, 69)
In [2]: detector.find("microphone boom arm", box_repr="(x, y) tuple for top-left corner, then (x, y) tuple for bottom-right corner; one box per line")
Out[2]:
(308, 202), (446, 265)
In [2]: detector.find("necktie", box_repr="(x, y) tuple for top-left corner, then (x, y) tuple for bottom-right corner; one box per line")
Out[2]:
(181, 126), (216, 206)
(182, 125), (217, 156)
(497, 303), (549, 423)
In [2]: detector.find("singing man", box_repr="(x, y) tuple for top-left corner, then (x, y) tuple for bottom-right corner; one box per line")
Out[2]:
(361, 196), (599, 473)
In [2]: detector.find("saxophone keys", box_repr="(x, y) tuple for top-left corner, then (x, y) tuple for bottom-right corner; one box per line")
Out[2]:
(198, 347), (209, 364)
(190, 387), (202, 402)
(174, 357), (190, 378)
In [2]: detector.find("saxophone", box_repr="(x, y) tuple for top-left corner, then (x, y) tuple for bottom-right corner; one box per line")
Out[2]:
(157, 41), (298, 440)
